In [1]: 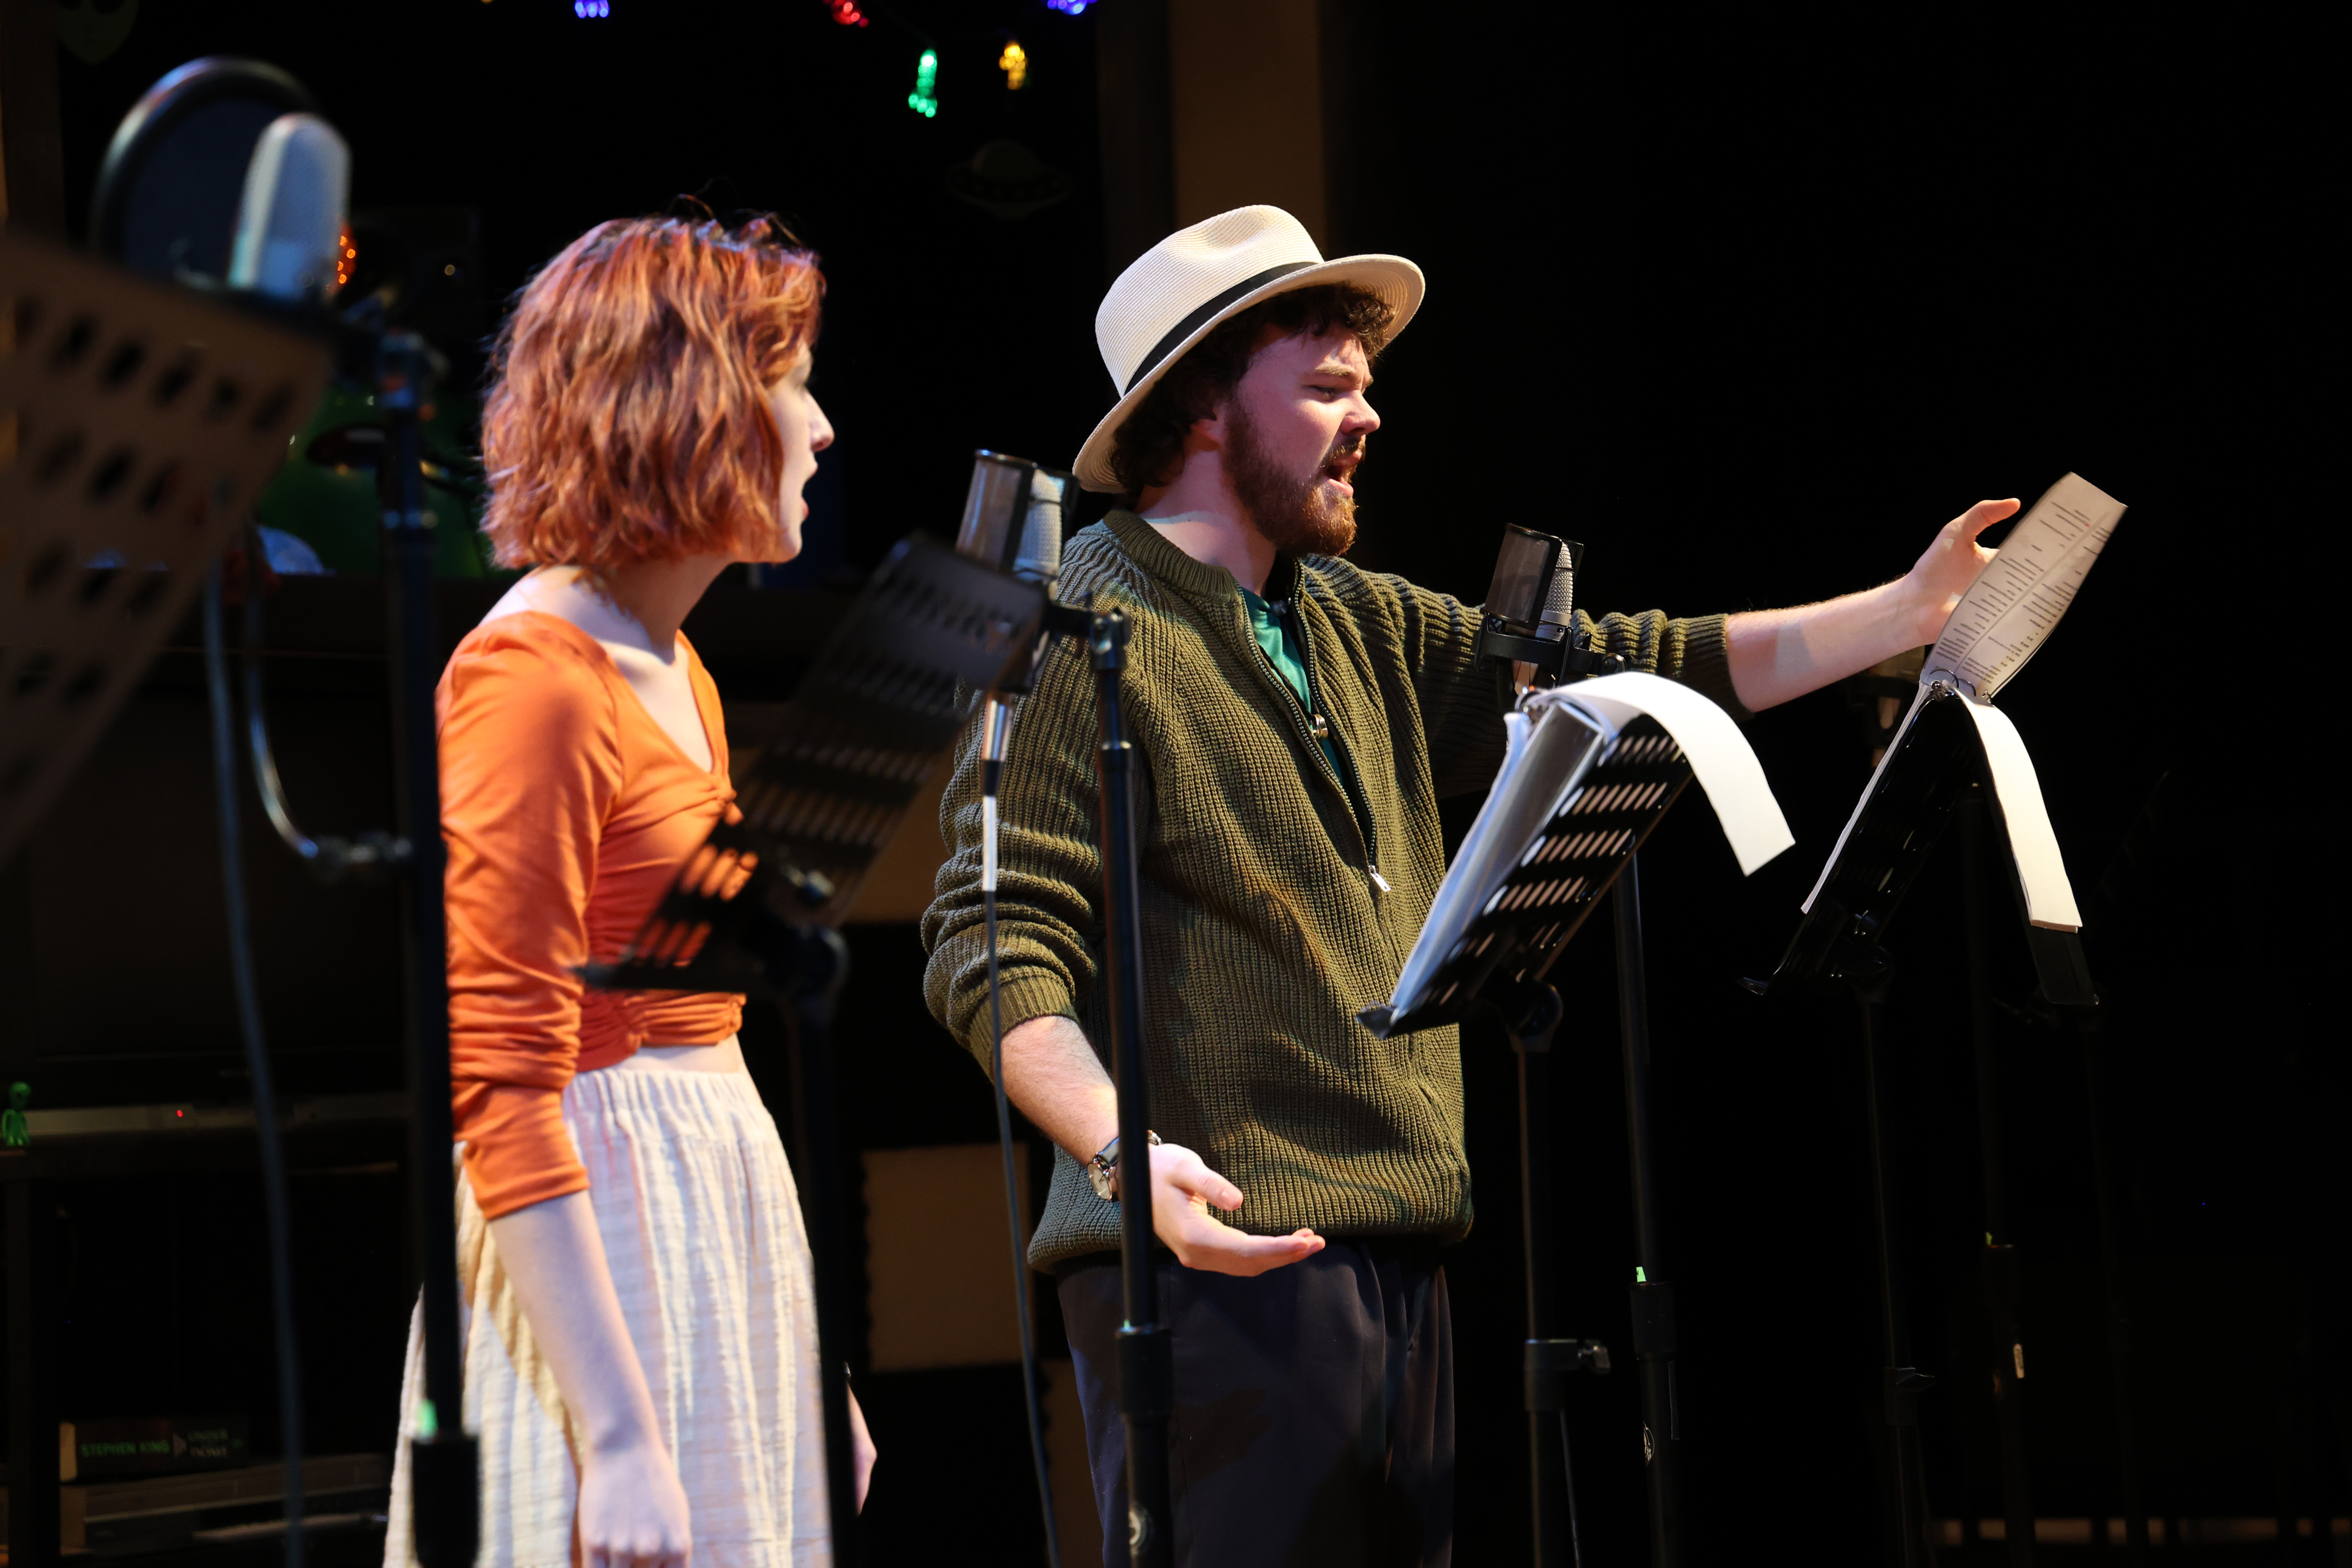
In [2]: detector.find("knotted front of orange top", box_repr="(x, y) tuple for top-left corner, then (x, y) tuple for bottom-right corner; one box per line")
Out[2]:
(439, 612), (746, 1219)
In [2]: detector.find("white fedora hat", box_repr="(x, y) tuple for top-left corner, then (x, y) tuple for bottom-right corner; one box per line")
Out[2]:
(1073, 205), (1424, 493)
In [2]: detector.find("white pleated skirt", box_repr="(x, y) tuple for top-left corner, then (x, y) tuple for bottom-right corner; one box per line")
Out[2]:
(384, 1065), (831, 1568)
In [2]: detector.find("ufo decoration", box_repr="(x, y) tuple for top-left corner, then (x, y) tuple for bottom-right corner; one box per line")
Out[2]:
(944, 139), (1072, 221)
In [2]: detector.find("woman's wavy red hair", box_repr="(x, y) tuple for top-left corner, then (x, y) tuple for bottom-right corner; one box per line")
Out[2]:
(481, 213), (824, 571)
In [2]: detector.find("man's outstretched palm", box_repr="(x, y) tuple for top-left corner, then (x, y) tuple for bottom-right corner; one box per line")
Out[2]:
(1139, 1141), (1325, 1276)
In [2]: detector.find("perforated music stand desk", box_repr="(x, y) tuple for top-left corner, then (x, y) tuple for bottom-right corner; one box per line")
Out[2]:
(1360, 716), (1693, 1040)
(0, 229), (330, 869)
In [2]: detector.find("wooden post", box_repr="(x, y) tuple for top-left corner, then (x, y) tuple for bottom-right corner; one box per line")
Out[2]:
(0, 0), (67, 234)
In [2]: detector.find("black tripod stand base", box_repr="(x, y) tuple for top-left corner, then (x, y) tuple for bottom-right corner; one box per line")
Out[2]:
(407, 1432), (479, 1568)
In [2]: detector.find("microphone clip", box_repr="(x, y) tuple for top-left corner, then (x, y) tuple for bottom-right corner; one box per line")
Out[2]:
(1474, 525), (1622, 690)
(1476, 617), (1625, 687)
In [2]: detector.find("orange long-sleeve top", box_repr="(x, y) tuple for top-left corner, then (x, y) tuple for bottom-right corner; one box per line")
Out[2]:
(439, 611), (745, 1220)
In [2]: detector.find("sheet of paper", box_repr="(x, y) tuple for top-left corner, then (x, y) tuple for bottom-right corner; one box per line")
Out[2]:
(1952, 699), (2082, 931)
(1544, 671), (1795, 875)
(1927, 472), (2125, 702)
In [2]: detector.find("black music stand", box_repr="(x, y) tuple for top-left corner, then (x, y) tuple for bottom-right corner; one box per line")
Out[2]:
(1746, 688), (2096, 1567)
(1363, 713), (1697, 1568)
(582, 535), (1045, 1566)
(0, 228), (339, 1568)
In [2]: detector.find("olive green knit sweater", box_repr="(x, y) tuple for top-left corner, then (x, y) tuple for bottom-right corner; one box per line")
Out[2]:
(920, 511), (1744, 1269)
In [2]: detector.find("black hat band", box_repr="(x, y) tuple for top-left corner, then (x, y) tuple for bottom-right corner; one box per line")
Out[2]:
(1122, 261), (1317, 394)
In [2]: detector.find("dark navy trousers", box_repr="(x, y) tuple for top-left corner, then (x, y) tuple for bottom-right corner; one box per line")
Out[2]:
(1056, 1238), (1454, 1568)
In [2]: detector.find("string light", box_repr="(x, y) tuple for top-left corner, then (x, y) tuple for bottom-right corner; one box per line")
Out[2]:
(335, 226), (356, 290)
(1045, 0), (1091, 13)
(822, 0), (867, 25)
(571, 0), (609, 15)
(998, 41), (1028, 90)
(907, 48), (938, 117)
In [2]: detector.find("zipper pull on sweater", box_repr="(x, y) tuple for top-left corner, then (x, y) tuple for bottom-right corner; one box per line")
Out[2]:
(1369, 866), (1392, 894)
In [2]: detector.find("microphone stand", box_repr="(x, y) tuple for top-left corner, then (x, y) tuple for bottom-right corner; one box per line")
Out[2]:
(983, 595), (1172, 1568)
(1476, 530), (1683, 1567)
(378, 327), (477, 1568)
(1613, 855), (1684, 1568)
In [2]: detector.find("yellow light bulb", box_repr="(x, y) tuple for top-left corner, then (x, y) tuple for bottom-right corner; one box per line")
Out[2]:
(999, 41), (1027, 90)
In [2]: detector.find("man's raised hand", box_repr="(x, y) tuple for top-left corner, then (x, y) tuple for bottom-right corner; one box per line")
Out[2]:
(1142, 1141), (1325, 1277)
(1904, 497), (2019, 644)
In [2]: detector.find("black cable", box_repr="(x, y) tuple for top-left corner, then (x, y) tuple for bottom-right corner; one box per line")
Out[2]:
(1559, 1410), (1584, 1568)
(203, 558), (307, 1568)
(241, 528), (320, 866)
(989, 880), (1064, 1568)
(240, 524), (403, 882)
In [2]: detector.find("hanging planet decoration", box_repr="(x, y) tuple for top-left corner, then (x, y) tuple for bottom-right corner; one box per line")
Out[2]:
(944, 140), (1071, 221)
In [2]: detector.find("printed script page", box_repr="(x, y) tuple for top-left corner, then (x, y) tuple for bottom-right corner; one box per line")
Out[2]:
(1927, 472), (2126, 702)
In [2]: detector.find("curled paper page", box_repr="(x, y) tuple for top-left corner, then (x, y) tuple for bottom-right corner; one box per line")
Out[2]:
(1533, 672), (1795, 875)
(1959, 698), (2081, 931)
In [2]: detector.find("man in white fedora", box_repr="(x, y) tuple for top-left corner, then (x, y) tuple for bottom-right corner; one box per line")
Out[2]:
(923, 205), (2013, 1564)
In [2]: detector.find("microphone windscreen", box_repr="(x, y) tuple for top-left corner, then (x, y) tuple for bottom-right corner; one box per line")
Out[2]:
(1483, 524), (1562, 626)
(1538, 554), (1574, 631)
(956, 451), (1031, 572)
(956, 450), (1075, 586)
(1015, 469), (1063, 583)
(227, 113), (348, 302)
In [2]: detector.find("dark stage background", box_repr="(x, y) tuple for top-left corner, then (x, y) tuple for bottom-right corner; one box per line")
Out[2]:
(15, 1), (2337, 1563)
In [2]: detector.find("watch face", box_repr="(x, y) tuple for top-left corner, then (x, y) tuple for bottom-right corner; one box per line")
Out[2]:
(1089, 1165), (1115, 1201)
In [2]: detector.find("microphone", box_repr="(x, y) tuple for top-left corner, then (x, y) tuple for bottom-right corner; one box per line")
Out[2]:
(1013, 468), (1064, 584)
(956, 448), (1074, 705)
(956, 449), (1069, 588)
(1477, 524), (1603, 691)
(953, 449), (1078, 893)
(226, 112), (349, 303)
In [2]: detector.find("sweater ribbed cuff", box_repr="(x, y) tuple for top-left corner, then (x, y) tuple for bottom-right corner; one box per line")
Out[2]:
(963, 971), (1082, 1074)
(1673, 613), (1751, 724)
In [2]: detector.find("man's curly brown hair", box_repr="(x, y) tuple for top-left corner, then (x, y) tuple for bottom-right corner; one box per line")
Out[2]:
(1107, 283), (1396, 496)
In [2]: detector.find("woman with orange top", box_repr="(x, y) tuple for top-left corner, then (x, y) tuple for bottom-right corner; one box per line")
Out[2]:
(384, 212), (873, 1568)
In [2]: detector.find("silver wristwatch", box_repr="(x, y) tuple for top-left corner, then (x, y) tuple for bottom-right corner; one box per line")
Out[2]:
(1086, 1130), (1161, 1201)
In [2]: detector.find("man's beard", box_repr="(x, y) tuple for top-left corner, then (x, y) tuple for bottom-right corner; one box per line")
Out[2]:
(1227, 397), (1361, 557)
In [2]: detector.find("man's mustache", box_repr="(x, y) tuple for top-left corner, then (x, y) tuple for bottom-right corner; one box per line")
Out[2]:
(1323, 435), (1367, 472)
